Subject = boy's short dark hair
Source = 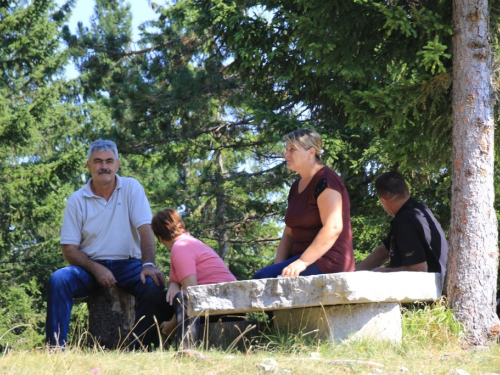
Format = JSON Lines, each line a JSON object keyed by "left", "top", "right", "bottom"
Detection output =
{"left": 375, "top": 171, "right": 409, "bottom": 200}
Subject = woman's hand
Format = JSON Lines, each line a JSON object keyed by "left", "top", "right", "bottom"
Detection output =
{"left": 281, "top": 258, "right": 309, "bottom": 277}
{"left": 166, "top": 282, "right": 181, "bottom": 305}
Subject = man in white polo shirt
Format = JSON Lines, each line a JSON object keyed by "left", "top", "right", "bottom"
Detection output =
{"left": 45, "top": 139, "right": 166, "bottom": 347}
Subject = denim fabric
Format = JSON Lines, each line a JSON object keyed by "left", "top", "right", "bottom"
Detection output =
{"left": 45, "top": 258, "right": 163, "bottom": 347}
{"left": 252, "top": 254, "right": 323, "bottom": 279}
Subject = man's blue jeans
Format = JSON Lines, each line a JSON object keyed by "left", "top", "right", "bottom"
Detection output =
{"left": 45, "top": 258, "right": 163, "bottom": 347}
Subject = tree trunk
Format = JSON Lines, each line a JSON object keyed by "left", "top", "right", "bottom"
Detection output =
{"left": 87, "top": 286, "right": 136, "bottom": 349}
{"left": 448, "top": 0, "right": 500, "bottom": 345}
{"left": 216, "top": 151, "right": 229, "bottom": 259}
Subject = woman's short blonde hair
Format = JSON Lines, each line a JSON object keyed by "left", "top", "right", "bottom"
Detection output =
{"left": 151, "top": 208, "right": 186, "bottom": 241}
{"left": 283, "top": 128, "right": 323, "bottom": 163}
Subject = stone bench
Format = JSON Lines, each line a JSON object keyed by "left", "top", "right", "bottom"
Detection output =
{"left": 84, "top": 288, "right": 256, "bottom": 349}
{"left": 186, "top": 272, "right": 442, "bottom": 343}
{"left": 82, "top": 288, "right": 258, "bottom": 350}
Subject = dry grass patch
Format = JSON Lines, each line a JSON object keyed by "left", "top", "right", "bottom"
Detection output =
{"left": 1, "top": 300, "right": 500, "bottom": 374}
{"left": 1, "top": 344, "right": 500, "bottom": 374}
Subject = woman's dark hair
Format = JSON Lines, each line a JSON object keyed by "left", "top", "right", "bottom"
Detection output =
{"left": 151, "top": 208, "right": 186, "bottom": 241}
{"left": 375, "top": 171, "right": 409, "bottom": 200}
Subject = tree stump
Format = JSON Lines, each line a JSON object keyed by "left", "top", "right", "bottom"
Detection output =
{"left": 87, "top": 286, "right": 135, "bottom": 349}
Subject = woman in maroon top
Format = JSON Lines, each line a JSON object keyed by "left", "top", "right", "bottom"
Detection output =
{"left": 253, "top": 129, "right": 355, "bottom": 279}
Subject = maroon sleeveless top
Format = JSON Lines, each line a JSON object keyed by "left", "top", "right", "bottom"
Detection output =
{"left": 285, "top": 167, "right": 354, "bottom": 273}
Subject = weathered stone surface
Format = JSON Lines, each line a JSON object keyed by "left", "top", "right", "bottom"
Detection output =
{"left": 274, "top": 302, "right": 402, "bottom": 343}
{"left": 88, "top": 286, "right": 135, "bottom": 348}
{"left": 187, "top": 271, "right": 441, "bottom": 316}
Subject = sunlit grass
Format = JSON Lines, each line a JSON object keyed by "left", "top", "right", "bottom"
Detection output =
{"left": 1, "top": 301, "right": 500, "bottom": 375}
{"left": 402, "top": 297, "right": 464, "bottom": 349}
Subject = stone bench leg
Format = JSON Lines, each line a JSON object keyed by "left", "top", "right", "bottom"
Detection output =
{"left": 273, "top": 302, "right": 402, "bottom": 343}
{"left": 87, "top": 286, "right": 135, "bottom": 348}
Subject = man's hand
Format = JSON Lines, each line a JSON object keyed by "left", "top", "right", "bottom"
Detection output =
{"left": 94, "top": 266, "right": 117, "bottom": 288}
{"left": 62, "top": 244, "right": 118, "bottom": 287}
{"left": 281, "top": 258, "right": 309, "bottom": 278}
{"left": 371, "top": 267, "right": 389, "bottom": 272}
{"left": 372, "top": 262, "right": 427, "bottom": 273}
{"left": 166, "top": 282, "right": 181, "bottom": 305}
{"left": 141, "top": 265, "right": 166, "bottom": 287}
{"left": 355, "top": 244, "right": 390, "bottom": 271}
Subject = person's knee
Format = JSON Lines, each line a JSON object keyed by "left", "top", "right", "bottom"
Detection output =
{"left": 253, "top": 267, "right": 276, "bottom": 279}
{"left": 252, "top": 269, "right": 265, "bottom": 279}
{"left": 132, "top": 277, "right": 164, "bottom": 306}
{"left": 173, "top": 291, "right": 186, "bottom": 305}
{"left": 48, "top": 268, "right": 73, "bottom": 291}
{"left": 141, "top": 277, "right": 165, "bottom": 296}
{"left": 47, "top": 266, "right": 96, "bottom": 300}
{"left": 172, "top": 291, "right": 189, "bottom": 313}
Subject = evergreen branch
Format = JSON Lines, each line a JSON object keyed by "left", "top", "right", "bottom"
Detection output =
{"left": 231, "top": 163, "right": 284, "bottom": 178}
{"left": 194, "top": 139, "right": 270, "bottom": 152}
{"left": 123, "top": 119, "right": 258, "bottom": 153}
{"left": 223, "top": 212, "right": 280, "bottom": 225}
{"left": 201, "top": 236, "right": 281, "bottom": 244}
{"left": 0, "top": 260, "right": 25, "bottom": 264}
{"left": 87, "top": 33, "right": 204, "bottom": 58}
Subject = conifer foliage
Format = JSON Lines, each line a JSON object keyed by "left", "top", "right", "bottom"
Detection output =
{"left": 0, "top": 0, "right": 85, "bottom": 348}
{"left": 63, "top": 0, "right": 288, "bottom": 278}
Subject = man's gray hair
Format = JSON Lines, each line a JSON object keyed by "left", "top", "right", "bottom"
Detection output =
{"left": 88, "top": 139, "right": 119, "bottom": 160}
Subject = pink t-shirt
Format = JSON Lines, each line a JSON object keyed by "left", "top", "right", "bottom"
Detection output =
{"left": 169, "top": 233, "right": 237, "bottom": 285}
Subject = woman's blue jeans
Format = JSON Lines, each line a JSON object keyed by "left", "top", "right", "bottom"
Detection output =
{"left": 45, "top": 258, "right": 163, "bottom": 347}
{"left": 252, "top": 254, "right": 323, "bottom": 279}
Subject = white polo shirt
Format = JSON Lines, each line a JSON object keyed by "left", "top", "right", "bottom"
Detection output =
{"left": 60, "top": 175, "right": 152, "bottom": 260}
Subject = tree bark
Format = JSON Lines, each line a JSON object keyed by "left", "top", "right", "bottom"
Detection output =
{"left": 87, "top": 286, "right": 135, "bottom": 349}
{"left": 216, "top": 151, "right": 229, "bottom": 259}
{"left": 448, "top": 0, "right": 500, "bottom": 345}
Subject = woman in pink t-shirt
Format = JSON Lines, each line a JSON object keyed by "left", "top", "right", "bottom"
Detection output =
{"left": 147, "top": 208, "right": 236, "bottom": 348}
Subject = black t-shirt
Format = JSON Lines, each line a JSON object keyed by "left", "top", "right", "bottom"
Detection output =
{"left": 382, "top": 197, "right": 448, "bottom": 274}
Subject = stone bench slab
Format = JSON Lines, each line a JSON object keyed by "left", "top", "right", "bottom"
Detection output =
{"left": 187, "top": 271, "right": 441, "bottom": 316}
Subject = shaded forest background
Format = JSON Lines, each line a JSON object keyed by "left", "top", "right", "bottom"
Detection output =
{"left": 0, "top": 0, "right": 499, "bottom": 348}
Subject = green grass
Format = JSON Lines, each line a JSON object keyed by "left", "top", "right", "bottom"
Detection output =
{"left": 402, "top": 298, "right": 464, "bottom": 349}
{"left": 1, "top": 301, "right": 500, "bottom": 375}
{"left": 2, "top": 341, "right": 499, "bottom": 375}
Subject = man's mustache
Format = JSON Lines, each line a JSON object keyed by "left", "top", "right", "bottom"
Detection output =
{"left": 98, "top": 169, "right": 111, "bottom": 175}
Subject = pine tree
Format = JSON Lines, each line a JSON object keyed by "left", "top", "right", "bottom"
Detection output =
{"left": 0, "top": 0, "right": 87, "bottom": 348}
{"left": 64, "top": 0, "right": 289, "bottom": 279}
{"left": 194, "top": 0, "right": 500, "bottom": 343}
{"left": 193, "top": 0, "right": 456, "bottom": 257}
